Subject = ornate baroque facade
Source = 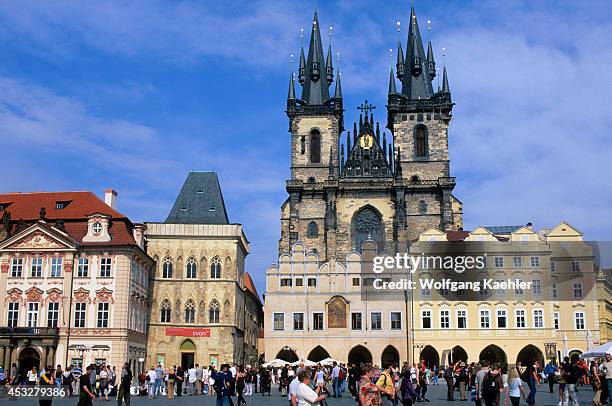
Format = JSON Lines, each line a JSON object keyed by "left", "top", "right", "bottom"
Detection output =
{"left": 145, "top": 172, "right": 262, "bottom": 368}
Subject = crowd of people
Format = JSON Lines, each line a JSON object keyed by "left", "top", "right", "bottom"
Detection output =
{"left": 4, "top": 353, "right": 612, "bottom": 406}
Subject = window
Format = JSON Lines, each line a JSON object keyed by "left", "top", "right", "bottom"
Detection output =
{"left": 74, "top": 303, "right": 86, "bottom": 327}
{"left": 8, "top": 302, "right": 19, "bottom": 327}
{"left": 352, "top": 278, "right": 360, "bottom": 287}
{"left": 574, "top": 312, "right": 585, "bottom": 330}
{"left": 307, "top": 222, "right": 319, "bottom": 238}
{"left": 351, "top": 313, "right": 363, "bottom": 330}
{"left": 440, "top": 309, "right": 450, "bottom": 329}
{"left": 77, "top": 258, "right": 89, "bottom": 277}
{"left": 209, "top": 300, "right": 220, "bottom": 324}
{"left": 532, "top": 279, "right": 542, "bottom": 295}
{"left": 497, "top": 309, "right": 507, "bottom": 328}
{"left": 31, "top": 257, "right": 43, "bottom": 277}
{"left": 390, "top": 312, "right": 402, "bottom": 330}
{"left": 494, "top": 257, "right": 504, "bottom": 268}
{"left": 530, "top": 256, "right": 540, "bottom": 267}
{"left": 50, "top": 258, "right": 62, "bottom": 277}
{"left": 92, "top": 222, "right": 103, "bottom": 235}
{"left": 573, "top": 281, "right": 583, "bottom": 299}
{"left": 480, "top": 309, "right": 490, "bottom": 329}
{"left": 552, "top": 283, "right": 558, "bottom": 298}
{"left": 571, "top": 261, "right": 580, "bottom": 272}
{"left": 293, "top": 313, "right": 304, "bottom": 330}
{"left": 418, "top": 200, "right": 427, "bottom": 214}
{"left": 280, "top": 278, "right": 292, "bottom": 287}
{"left": 370, "top": 312, "right": 382, "bottom": 330}
{"left": 414, "top": 125, "right": 428, "bottom": 158}
{"left": 27, "top": 303, "right": 39, "bottom": 327}
{"left": 512, "top": 256, "right": 522, "bottom": 267}
{"left": 310, "top": 130, "right": 321, "bottom": 163}
{"left": 313, "top": 313, "right": 324, "bottom": 330}
{"left": 210, "top": 257, "right": 221, "bottom": 279}
{"left": 421, "top": 284, "right": 431, "bottom": 297}
{"left": 533, "top": 309, "right": 544, "bottom": 328}
{"left": 553, "top": 312, "right": 560, "bottom": 330}
{"left": 550, "top": 262, "right": 556, "bottom": 272}
{"left": 186, "top": 257, "right": 197, "bottom": 278}
{"left": 100, "top": 258, "right": 112, "bottom": 277}
{"left": 307, "top": 278, "right": 317, "bottom": 287}
{"left": 295, "top": 278, "right": 303, "bottom": 287}
{"left": 184, "top": 300, "right": 195, "bottom": 323}
{"left": 515, "top": 309, "right": 526, "bottom": 328}
{"left": 11, "top": 258, "right": 23, "bottom": 277}
{"left": 456, "top": 309, "right": 467, "bottom": 329}
{"left": 352, "top": 207, "right": 383, "bottom": 253}
{"left": 300, "top": 136, "right": 306, "bottom": 154}
{"left": 160, "top": 300, "right": 171, "bottom": 323}
{"left": 515, "top": 279, "right": 524, "bottom": 295}
{"left": 97, "top": 302, "right": 110, "bottom": 327}
{"left": 47, "top": 302, "right": 59, "bottom": 327}
{"left": 421, "top": 309, "right": 432, "bottom": 329}
{"left": 162, "top": 257, "right": 173, "bottom": 278}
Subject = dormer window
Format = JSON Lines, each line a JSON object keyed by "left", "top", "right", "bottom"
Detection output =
{"left": 55, "top": 201, "right": 70, "bottom": 210}
{"left": 92, "top": 222, "right": 103, "bottom": 235}
{"left": 209, "top": 206, "right": 216, "bottom": 212}
{"left": 83, "top": 214, "right": 111, "bottom": 243}
{"left": 180, "top": 205, "right": 187, "bottom": 211}
{"left": 0, "top": 202, "right": 11, "bottom": 211}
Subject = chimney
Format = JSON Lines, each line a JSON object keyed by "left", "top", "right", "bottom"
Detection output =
{"left": 104, "top": 189, "right": 118, "bottom": 210}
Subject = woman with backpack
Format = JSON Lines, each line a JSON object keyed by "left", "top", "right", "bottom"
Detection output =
{"left": 480, "top": 364, "right": 503, "bottom": 406}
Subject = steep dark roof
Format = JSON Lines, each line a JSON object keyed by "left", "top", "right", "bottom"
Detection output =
{"left": 165, "top": 172, "right": 229, "bottom": 224}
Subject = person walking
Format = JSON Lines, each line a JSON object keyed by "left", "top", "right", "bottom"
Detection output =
{"left": 444, "top": 364, "right": 455, "bottom": 401}
{"left": 196, "top": 364, "right": 204, "bottom": 395}
{"left": 187, "top": 365, "right": 197, "bottom": 395}
{"left": 505, "top": 365, "right": 526, "bottom": 406}
{"left": 99, "top": 364, "right": 109, "bottom": 400}
{"left": 167, "top": 367, "right": 176, "bottom": 399}
{"left": 475, "top": 361, "right": 491, "bottom": 406}
{"left": 212, "top": 364, "right": 232, "bottom": 406}
{"left": 376, "top": 364, "right": 396, "bottom": 406}
{"left": 117, "top": 362, "right": 132, "bottom": 406}
{"left": 400, "top": 370, "right": 418, "bottom": 406}
{"left": 296, "top": 370, "right": 327, "bottom": 406}
{"left": 564, "top": 358, "right": 580, "bottom": 406}
{"left": 236, "top": 365, "right": 247, "bottom": 406}
{"left": 480, "top": 364, "right": 503, "bottom": 406}
{"left": 523, "top": 362, "right": 539, "bottom": 406}
{"left": 592, "top": 360, "right": 603, "bottom": 406}
{"left": 331, "top": 362, "right": 341, "bottom": 398}
{"left": 545, "top": 360, "right": 558, "bottom": 394}
{"left": 176, "top": 366, "right": 184, "bottom": 396}
{"left": 78, "top": 365, "right": 97, "bottom": 406}
{"left": 146, "top": 367, "right": 156, "bottom": 399}
{"left": 359, "top": 365, "right": 382, "bottom": 406}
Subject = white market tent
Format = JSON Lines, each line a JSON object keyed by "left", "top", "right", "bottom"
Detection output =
{"left": 263, "top": 358, "right": 291, "bottom": 367}
{"left": 580, "top": 342, "right": 612, "bottom": 359}
{"left": 291, "top": 359, "right": 318, "bottom": 367}
{"left": 319, "top": 357, "right": 340, "bottom": 366}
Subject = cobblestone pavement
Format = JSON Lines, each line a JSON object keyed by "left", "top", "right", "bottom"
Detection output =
{"left": 5, "top": 383, "right": 599, "bottom": 406}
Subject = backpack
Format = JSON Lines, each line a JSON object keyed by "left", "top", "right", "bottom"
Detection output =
{"left": 481, "top": 373, "right": 499, "bottom": 400}
{"left": 339, "top": 369, "right": 346, "bottom": 380}
{"left": 213, "top": 375, "right": 226, "bottom": 394}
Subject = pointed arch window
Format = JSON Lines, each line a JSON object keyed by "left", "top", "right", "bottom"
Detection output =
{"left": 160, "top": 300, "right": 171, "bottom": 323}
{"left": 307, "top": 221, "right": 319, "bottom": 238}
{"left": 162, "top": 257, "right": 173, "bottom": 278}
{"left": 186, "top": 257, "right": 197, "bottom": 279}
{"left": 414, "top": 125, "right": 428, "bottom": 158}
{"left": 209, "top": 300, "right": 220, "bottom": 324}
{"left": 184, "top": 300, "right": 195, "bottom": 324}
{"left": 310, "top": 130, "right": 321, "bottom": 163}
{"left": 419, "top": 200, "right": 428, "bottom": 214}
{"left": 210, "top": 256, "right": 221, "bottom": 279}
{"left": 351, "top": 207, "right": 384, "bottom": 252}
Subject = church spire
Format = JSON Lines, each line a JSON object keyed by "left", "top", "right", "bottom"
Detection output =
{"left": 334, "top": 72, "right": 342, "bottom": 99}
{"left": 388, "top": 68, "right": 397, "bottom": 94}
{"left": 427, "top": 41, "right": 436, "bottom": 80}
{"left": 401, "top": 6, "right": 434, "bottom": 100}
{"left": 288, "top": 73, "right": 296, "bottom": 100}
{"left": 441, "top": 66, "right": 450, "bottom": 93}
{"left": 300, "top": 12, "right": 331, "bottom": 106}
{"left": 298, "top": 47, "right": 306, "bottom": 85}
{"left": 396, "top": 41, "right": 405, "bottom": 80}
{"left": 326, "top": 45, "right": 334, "bottom": 84}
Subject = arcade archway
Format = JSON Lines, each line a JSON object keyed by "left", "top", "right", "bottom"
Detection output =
{"left": 479, "top": 345, "right": 507, "bottom": 366}
{"left": 420, "top": 345, "right": 440, "bottom": 368}
{"left": 381, "top": 345, "right": 400, "bottom": 368}
{"left": 348, "top": 345, "right": 372, "bottom": 367}
{"left": 516, "top": 345, "right": 544, "bottom": 367}
{"left": 308, "top": 346, "right": 331, "bottom": 363}
{"left": 276, "top": 346, "right": 299, "bottom": 363}
{"left": 450, "top": 346, "right": 468, "bottom": 364}
{"left": 18, "top": 347, "right": 40, "bottom": 376}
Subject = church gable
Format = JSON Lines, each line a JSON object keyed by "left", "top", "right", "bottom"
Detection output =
{"left": 342, "top": 114, "right": 391, "bottom": 179}
{"left": 0, "top": 222, "right": 77, "bottom": 251}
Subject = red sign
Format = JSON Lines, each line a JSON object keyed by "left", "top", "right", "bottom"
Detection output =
{"left": 165, "top": 328, "right": 211, "bottom": 337}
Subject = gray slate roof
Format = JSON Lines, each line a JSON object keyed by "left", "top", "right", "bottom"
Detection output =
{"left": 485, "top": 225, "right": 522, "bottom": 234}
{"left": 165, "top": 172, "right": 229, "bottom": 224}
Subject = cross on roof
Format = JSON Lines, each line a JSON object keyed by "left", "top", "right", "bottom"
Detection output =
{"left": 357, "top": 100, "right": 376, "bottom": 115}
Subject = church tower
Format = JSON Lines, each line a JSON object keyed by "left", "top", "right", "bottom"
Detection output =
{"left": 280, "top": 6, "right": 462, "bottom": 261}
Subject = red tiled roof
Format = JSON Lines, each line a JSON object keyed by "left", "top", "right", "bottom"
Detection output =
{"left": 0, "top": 191, "right": 137, "bottom": 247}
{"left": 0, "top": 191, "right": 126, "bottom": 220}
{"left": 243, "top": 272, "right": 262, "bottom": 305}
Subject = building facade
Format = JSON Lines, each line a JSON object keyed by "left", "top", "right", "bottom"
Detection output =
{"left": 0, "top": 190, "right": 153, "bottom": 376}
{"left": 264, "top": 5, "right": 610, "bottom": 368}
{"left": 265, "top": 223, "right": 601, "bottom": 367}
{"left": 145, "top": 172, "right": 262, "bottom": 369}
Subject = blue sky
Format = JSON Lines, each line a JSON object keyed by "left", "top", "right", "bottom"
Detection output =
{"left": 1, "top": 0, "right": 611, "bottom": 294}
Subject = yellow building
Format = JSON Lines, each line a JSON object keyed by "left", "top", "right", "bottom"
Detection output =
{"left": 145, "top": 172, "right": 262, "bottom": 369}
{"left": 264, "top": 222, "right": 602, "bottom": 367}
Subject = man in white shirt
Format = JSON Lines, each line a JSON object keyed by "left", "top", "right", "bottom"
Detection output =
{"left": 289, "top": 374, "right": 301, "bottom": 406}
{"left": 331, "top": 362, "right": 341, "bottom": 398}
{"left": 296, "top": 370, "right": 327, "bottom": 406}
{"left": 187, "top": 366, "right": 197, "bottom": 395}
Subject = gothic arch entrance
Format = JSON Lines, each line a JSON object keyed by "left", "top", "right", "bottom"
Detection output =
{"left": 308, "top": 346, "right": 331, "bottom": 363}
{"left": 420, "top": 345, "right": 440, "bottom": 368}
{"left": 569, "top": 350, "right": 582, "bottom": 364}
{"left": 276, "top": 347, "right": 299, "bottom": 363}
{"left": 516, "top": 345, "right": 544, "bottom": 367}
{"left": 351, "top": 206, "right": 384, "bottom": 252}
{"left": 180, "top": 339, "right": 196, "bottom": 370}
{"left": 18, "top": 347, "right": 40, "bottom": 377}
{"left": 449, "top": 346, "right": 468, "bottom": 364}
{"left": 479, "top": 345, "right": 507, "bottom": 366}
{"left": 348, "top": 345, "right": 372, "bottom": 367}
{"left": 381, "top": 345, "right": 400, "bottom": 368}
